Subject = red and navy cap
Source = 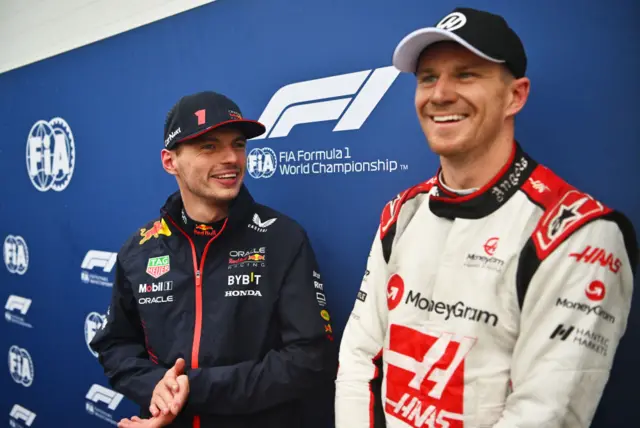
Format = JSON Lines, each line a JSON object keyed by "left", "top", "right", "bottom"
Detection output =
{"left": 163, "top": 91, "right": 266, "bottom": 149}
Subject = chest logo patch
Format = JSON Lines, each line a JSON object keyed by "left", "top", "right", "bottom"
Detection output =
{"left": 146, "top": 256, "right": 170, "bottom": 279}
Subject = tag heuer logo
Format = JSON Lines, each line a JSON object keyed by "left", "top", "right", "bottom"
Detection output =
{"left": 146, "top": 256, "right": 170, "bottom": 278}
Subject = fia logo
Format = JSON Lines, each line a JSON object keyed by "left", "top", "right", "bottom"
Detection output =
{"left": 85, "top": 312, "right": 107, "bottom": 357}
{"left": 247, "top": 147, "right": 277, "bottom": 179}
{"left": 8, "top": 346, "right": 34, "bottom": 387}
{"left": 4, "top": 235, "right": 29, "bottom": 275}
{"left": 26, "top": 117, "right": 75, "bottom": 192}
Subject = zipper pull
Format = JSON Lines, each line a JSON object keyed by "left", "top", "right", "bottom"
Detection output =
{"left": 196, "top": 270, "right": 201, "bottom": 279}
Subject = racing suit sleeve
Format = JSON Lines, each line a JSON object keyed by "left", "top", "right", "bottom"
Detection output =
{"left": 90, "top": 255, "right": 167, "bottom": 408}
{"left": 335, "top": 226, "right": 389, "bottom": 428}
{"left": 184, "top": 233, "right": 337, "bottom": 414}
{"left": 493, "top": 218, "right": 636, "bottom": 427}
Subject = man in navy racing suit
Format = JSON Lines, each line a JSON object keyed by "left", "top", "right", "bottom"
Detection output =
{"left": 90, "top": 91, "right": 337, "bottom": 428}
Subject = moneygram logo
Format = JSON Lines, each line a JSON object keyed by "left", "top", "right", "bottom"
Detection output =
{"left": 248, "top": 66, "right": 408, "bottom": 179}
{"left": 4, "top": 235, "right": 29, "bottom": 275}
{"left": 26, "top": 117, "right": 75, "bottom": 192}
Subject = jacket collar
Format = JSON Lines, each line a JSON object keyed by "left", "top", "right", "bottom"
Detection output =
{"left": 160, "top": 184, "right": 256, "bottom": 234}
{"left": 429, "top": 142, "right": 537, "bottom": 219}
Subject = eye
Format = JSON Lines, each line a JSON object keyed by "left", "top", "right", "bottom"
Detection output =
{"left": 458, "top": 72, "right": 477, "bottom": 79}
{"left": 201, "top": 143, "right": 216, "bottom": 150}
{"left": 419, "top": 74, "right": 438, "bottom": 84}
{"left": 233, "top": 140, "right": 247, "bottom": 149}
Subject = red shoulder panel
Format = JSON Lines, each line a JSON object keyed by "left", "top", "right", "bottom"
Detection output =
{"left": 524, "top": 165, "right": 612, "bottom": 260}
{"left": 380, "top": 177, "right": 436, "bottom": 240}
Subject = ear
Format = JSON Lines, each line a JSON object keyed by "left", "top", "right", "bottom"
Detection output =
{"left": 505, "top": 77, "right": 530, "bottom": 118}
{"left": 161, "top": 149, "right": 179, "bottom": 176}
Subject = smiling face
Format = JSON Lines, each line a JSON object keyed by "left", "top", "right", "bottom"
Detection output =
{"left": 414, "top": 41, "right": 529, "bottom": 159}
{"left": 161, "top": 126, "right": 247, "bottom": 205}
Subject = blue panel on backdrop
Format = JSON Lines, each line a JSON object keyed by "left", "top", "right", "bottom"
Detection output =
{"left": 0, "top": 0, "right": 638, "bottom": 426}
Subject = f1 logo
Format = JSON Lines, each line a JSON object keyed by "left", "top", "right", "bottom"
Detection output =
{"left": 81, "top": 250, "right": 117, "bottom": 272}
{"left": 253, "top": 66, "right": 399, "bottom": 139}
{"left": 5, "top": 295, "right": 32, "bottom": 315}
{"left": 85, "top": 384, "right": 124, "bottom": 410}
{"left": 9, "top": 404, "right": 36, "bottom": 426}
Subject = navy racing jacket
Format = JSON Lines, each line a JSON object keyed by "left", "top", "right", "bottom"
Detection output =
{"left": 90, "top": 185, "right": 337, "bottom": 428}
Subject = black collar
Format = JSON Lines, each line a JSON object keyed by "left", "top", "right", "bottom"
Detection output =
{"left": 429, "top": 142, "right": 537, "bottom": 219}
{"left": 160, "top": 184, "right": 256, "bottom": 235}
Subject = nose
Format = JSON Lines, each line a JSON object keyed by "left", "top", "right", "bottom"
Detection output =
{"left": 430, "top": 74, "right": 457, "bottom": 106}
{"left": 219, "top": 143, "right": 240, "bottom": 164}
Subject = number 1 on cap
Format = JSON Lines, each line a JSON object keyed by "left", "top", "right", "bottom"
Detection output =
{"left": 195, "top": 109, "right": 206, "bottom": 125}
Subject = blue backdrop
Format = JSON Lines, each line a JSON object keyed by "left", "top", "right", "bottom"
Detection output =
{"left": 1, "top": 0, "right": 638, "bottom": 426}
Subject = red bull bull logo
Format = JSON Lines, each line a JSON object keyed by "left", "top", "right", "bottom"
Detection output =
{"left": 194, "top": 224, "right": 216, "bottom": 236}
{"left": 139, "top": 219, "right": 172, "bottom": 245}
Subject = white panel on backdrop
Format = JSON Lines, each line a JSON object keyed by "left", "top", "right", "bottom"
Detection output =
{"left": 0, "top": 0, "right": 217, "bottom": 74}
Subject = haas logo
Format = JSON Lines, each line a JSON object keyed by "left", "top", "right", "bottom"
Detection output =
{"left": 385, "top": 325, "right": 475, "bottom": 428}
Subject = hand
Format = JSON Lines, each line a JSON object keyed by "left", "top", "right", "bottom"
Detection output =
{"left": 120, "top": 374, "right": 190, "bottom": 428}
{"left": 118, "top": 415, "right": 169, "bottom": 428}
{"left": 150, "top": 358, "right": 186, "bottom": 417}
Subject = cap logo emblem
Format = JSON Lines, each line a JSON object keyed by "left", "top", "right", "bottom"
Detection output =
{"left": 195, "top": 109, "right": 206, "bottom": 126}
{"left": 436, "top": 12, "right": 467, "bottom": 31}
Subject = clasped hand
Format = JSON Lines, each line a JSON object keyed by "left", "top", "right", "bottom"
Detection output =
{"left": 118, "top": 358, "right": 189, "bottom": 428}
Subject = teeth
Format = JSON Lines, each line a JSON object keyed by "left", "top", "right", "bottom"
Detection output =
{"left": 214, "top": 173, "right": 237, "bottom": 179}
{"left": 432, "top": 115, "right": 466, "bottom": 122}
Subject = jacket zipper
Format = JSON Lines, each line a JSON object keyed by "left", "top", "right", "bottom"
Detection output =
{"left": 165, "top": 215, "right": 228, "bottom": 428}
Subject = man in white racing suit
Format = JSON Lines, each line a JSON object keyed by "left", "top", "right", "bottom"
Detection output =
{"left": 335, "top": 6, "right": 638, "bottom": 428}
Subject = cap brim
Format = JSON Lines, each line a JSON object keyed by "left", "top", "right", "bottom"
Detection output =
{"left": 392, "top": 27, "right": 505, "bottom": 73}
{"left": 177, "top": 119, "right": 267, "bottom": 144}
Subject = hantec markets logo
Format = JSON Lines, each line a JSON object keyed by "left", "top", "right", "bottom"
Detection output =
{"left": 5, "top": 295, "right": 33, "bottom": 328}
{"left": 26, "top": 117, "right": 75, "bottom": 192}
{"left": 4, "top": 235, "right": 29, "bottom": 275}
{"left": 85, "top": 384, "right": 124, "bottom": 425}
{"left": 9, "top": 404, "right": 36, "bottom": 428}
{"left": 85, "top": 312, "right": 107, "bottom": 357}
{"left": 81, "top": 250, "right": 117, "bottom": 287}
{"left": 247, "top": 66, "right": 408, "bottom": 179}
{"left": 8, "top": 346, "right": 34, "bottom": 387}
